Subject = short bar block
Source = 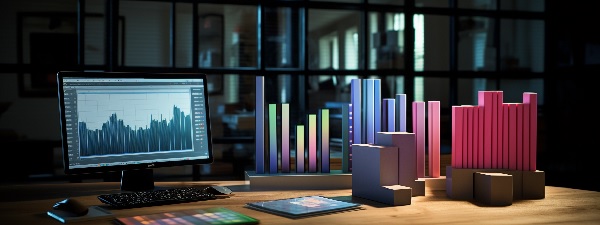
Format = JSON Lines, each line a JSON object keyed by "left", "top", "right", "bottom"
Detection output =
{"left": 296, "top": 125, "right": 305, "bottom": 173}
{"left": 396, "top": 94, "right": 407, "bottom": 132}
{"left": 268, "top": 104, "right": 278, "bottom": 173}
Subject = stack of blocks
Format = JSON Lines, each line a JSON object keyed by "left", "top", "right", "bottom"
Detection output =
{"left": 446, "top": 91, "right": 545, "bottom": 206}
{"left": 352, "top": 132, "right": 425, "bottom": 206}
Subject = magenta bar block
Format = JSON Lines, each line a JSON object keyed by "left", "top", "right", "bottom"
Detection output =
{"left": 383, "top": 99, "right": 395, "bottom": 132}
{"left": 491, "top": 92, "right": 500, "bottom": 169}
{"left": 396, "top": 94, "right": 407, "bottom": 132}
{"left": 268, "top": 104, "right": 278, "bottom": 174}
{"left": 319, "top": 109, "right": 330, "bottom": 173}
{"left": 502, "top": 104, "right": 509, "bottom": 169}
{"left": 413, "top": 101, "right": 425, "bottom": 177}
{"left": 351, "top": 79, "right": 362, "bottom": 144}
{"left": 473, "top": 106, "right": 480, "bottom": 169}
{"left": 308, "top": 114, "right": 317, "bottom": 173}
{"left": 516, "top": 103, "right": 523, "bottom": 171}
{"left": 281, "top": 103, "right": 290, "bottom": 173}
{"left": 428, "top": 101, "right": 440, "bottom": 177}
{"left": 523, "top": 93, "right": 537, "bottom": 171}
{"left": 496, "top": 91, "right": 504, "bottom": 169}
{"left": 465, "top": 106, "right": 474, "bottom": 169}
{"left": 255, "top": 76, "right": 265, "bottom": 174}
{"left": 478, "top": 91, "right": 493, "bottom": 169}
{"left": 523, "top": 96, "right": 530, "bottom": 171}
{"left": 462, "top": 106, "right": 469, "bottom": 168}
{"left": 509, "top": 104, "right": 517, "bottom": 170}
{"left": 452, "top": 106, "right": 464, "bottom": 168}
{"left": 366, "top": 79, "right": 376, "bottom": 144}
{"left": 296, "top": 125, "right": 305, "bottom": 173}
{"left": 478, "top": 106, "right": 484, "bottom": 169}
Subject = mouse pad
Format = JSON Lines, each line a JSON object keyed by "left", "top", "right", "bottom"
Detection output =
{"left": 47, "top": 206, "right": 115, "bottom": 223}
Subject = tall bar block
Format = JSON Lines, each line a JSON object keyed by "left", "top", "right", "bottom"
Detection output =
{"left": 281, "top": 103, "right": 290, "bottom": 173}
{"left": 496, "top": 91, "right": 504, "bottom": 169}
{"left": 479, "top": 91, "right": 493, "bottom": 169}
{"left": 413, "top": 101, "right": 425, "bottom": 177}
{"left": 307, "top": 114, "right": 317, "bottom": 173}
{"left": 374, "top": 79, "right": 382, "bottom": 143}
{"left": 365, "top": 79, "right": 376, "bottom": 144}
{"left": 351, "top": 79, "right": 362, "bottom": 144}
{"left": 428, "top": 101, "right": 440, "bottom": 177}
{"left": 523, "top": 93, "right": 537, "bottom": 171}
{"left": 255, "top": 76, "right": 265, "bottom": 174}
{"left": 452, "top": 106, "right": 464, "bottom": 168}
{"left": 342, "top": 104, "right": 350, "bottom": 173}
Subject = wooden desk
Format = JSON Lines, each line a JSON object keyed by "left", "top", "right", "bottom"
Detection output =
{"left": 1, "top": 180, "right": 599, "bottom": 224}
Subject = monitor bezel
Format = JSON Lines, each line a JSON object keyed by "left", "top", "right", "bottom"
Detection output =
{"left": 57, "top": 71, "right": 214, "bottom": 175}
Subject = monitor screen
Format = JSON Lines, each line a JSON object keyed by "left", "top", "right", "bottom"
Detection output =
{"left": 57, "top": 72, "right": 213, "bottom": 182}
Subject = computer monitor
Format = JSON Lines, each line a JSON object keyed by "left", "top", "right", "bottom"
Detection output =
{"left": 57, "top": 71, "right": 213, "bottom": 191}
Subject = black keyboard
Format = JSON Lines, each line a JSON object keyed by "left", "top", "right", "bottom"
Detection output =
{"left": 97, "top": 187, "right": 216, "bottom": 208}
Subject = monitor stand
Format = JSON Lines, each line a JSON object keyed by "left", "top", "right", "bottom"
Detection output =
{"left": 120, "top": 169, "right": 155, "bottom": 191}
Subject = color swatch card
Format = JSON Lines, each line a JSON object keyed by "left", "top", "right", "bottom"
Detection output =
{"left": 115, "top": 207, "right": 259, "bottom": 225}
{"left": 246, "top": 195, "right": 361, "bottom": 218}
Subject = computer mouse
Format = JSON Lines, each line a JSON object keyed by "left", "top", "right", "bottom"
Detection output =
{"left": 204, "top": 185, "right": 233, "bottom": 195}
{"left": 53, "top": 198, "right": 89, "bottom": 217}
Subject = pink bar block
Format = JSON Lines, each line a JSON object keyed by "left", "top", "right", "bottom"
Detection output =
{"left": 496, "top": 91, "right": 504, "bottom": 169}
{"left": 462, "top": 106, "right": 469, "bottom": 168}
{"left": 502, "top": 104, "right": 509, "bottom": 169}
{"left": 516, "top": 103, "right": 523, "bottom": 171}
{"left": 452, "top": 106, "right": 464, "bottom": 168}
{"left": 478, "top": 91, "right": 493, "bottom": 169}
{"left": 509, "top": 104, "right": 517, "bottom": 170}
{"left": 478, "top": 106, "right": 484, "bottom": 169}
{"left": 523, "top": 93, "right": 537, "bottom": 171}
{"left": 308, "top": 114, "right": 317, "bottom": 172}
{"left": 428, "top": 101, "right": 440, "bottom": 178}
{"left": 413, "top": 101, "right": 426, "bottom": 177}
{"left": 465, "top": 106, "right": 473, "bottom": 169}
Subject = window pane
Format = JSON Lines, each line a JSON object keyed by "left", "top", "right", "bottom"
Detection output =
{"left": 501, "top": 0, "right": 544, "bottom": 12}
{"left": 121, "top": 1, "right": 171, "bottom": 67}
{"left": 370, "top": 0, "right": 404, "bottom": 5}
{"left": 84, "top": 0, "right": 105, "bottom": 66}
{"left": 419, "top": 14, "right": 450, "bottom": 71}
{"left": 308, "top": 9, "right": 361, "bottom": 70}
{"left": 369, "top": 12, "right": 404, "bottom": 70}
{"left": 458, "top": 16, "right": 496, "bottom": 71}
{"left": 198, "top": 4, "right": 257, "bottom": 68}
{"left": 416, "top": 0, "right": 448, "bottom": 7}
{"left": 311, "top": 0, "right": 361, "bottom": 3}
{"left": 500, "top": 19, "right": 544, "bottom": 72}
{"left": 175, "top": 3, "right": 192, "bottom": 68}
{"left": 264, "top": 7, "right": 301, "bottom": 68}
{"left": 458, "top": 0, "right": 497, "bottom": 10}
{"left": 499, "top": 79, "right": 544, "bottom": 104}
